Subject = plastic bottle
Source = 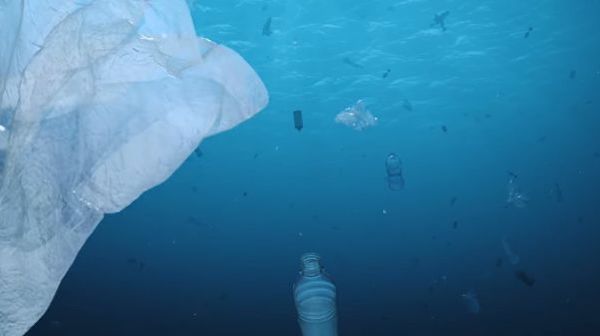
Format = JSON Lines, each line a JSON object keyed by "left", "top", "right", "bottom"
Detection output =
{"left": 293, "top": 253, "right": 338, "bottom": 336}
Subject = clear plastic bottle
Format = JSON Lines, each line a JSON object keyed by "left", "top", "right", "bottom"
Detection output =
{"left": 293, "top": 253, "right": 338, "bottom": 336}
{"left": 385, "top": 153, "right": 405, "bottom": 190}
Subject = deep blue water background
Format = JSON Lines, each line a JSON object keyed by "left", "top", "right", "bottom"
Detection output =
{"left": 29, "top": 0, "right": 600, "bottom": 335}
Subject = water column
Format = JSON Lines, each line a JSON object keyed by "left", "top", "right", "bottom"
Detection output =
{"left": 293, "top": 253, "right": 338, "bottom": 336}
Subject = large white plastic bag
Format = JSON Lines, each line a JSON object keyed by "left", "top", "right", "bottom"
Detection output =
{"left": 0, "top": 1, "right": 268, "bottom": 335}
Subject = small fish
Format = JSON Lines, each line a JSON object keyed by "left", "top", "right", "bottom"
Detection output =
{"left": 569, "top": 70, "right": 577, "bottom": 79}
{"left": 515, "top": 270, "right": 536, "bottom": 287}
{"left": 524, "top": 27, "right": 533, "bottom": 39}
{"left": 262, "top": 17, "right": 273, "bottom": 36}
{"left": 382, "top": 69, "right": 391, "bottom": 78}
{"left": 343, "top": 57, "right": 364, "bottom": 69}
{"left": 441, "top": 125, "right": 448, "bottom": 133}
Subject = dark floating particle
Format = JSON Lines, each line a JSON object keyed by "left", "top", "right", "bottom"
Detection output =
{"left": 515, "top": 270, "right": 536, "bottom": 287}
{"left": 402, "top": 98, "right": 413, "bottom": 111}
{"left": 450, "top": 196, "right": 458, "bottom": 206}
{"left": 431, "top": 11, "right": 450, "bottom": 31}
{"left": 126, "top": 258, "right": 145, "bottom": 271}
{"left": 293, "top": 110, "right": 303, "bottom": 131}
{"left": 452, "top": 220, "right": 458, "bottom": 229}
{"left": 524, "top": 27, "right": 533, "bottom": 39}
{"left": 382, "top": 69, "right": 391, "bottom": 78}
{"left": 218, "top": 292, "right": 229, "bottom": 301}
{"left": 242, "top": 191, "right": 248, "bottom": 197}
{"left": 441, "top": 125, "right": 448, "bottom": 133}
{"left": 343, "top": 57, "right": 364, "bottom": 69}
{"left": 554, "top": 183, "right": 563, "bottom": 203}
{"left": 569, "top": 70, "right": 577, "bottom": 79}
{"left": 262, "top": 17, "right": 273, "bottom": 36}
{"left": 194, "top": 147, "right": 203, "bottom": 158}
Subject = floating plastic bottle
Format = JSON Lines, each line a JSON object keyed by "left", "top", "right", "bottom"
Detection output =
{"left": 293, "top": 253, "right": 338, "bottom": 336}
{"left": 385, "top": 153, "right": 405, "bottom": 190}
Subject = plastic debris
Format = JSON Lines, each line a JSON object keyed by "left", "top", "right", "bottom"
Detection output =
{"left": 502, "top": 237, "right": 521, "bottom": 265}
{"left": 506, "top": 176, "right": 529, "bottom": 208}
{"left": 335, "top": 100, "right": 377, "bottom": 131}
{"left": 0, "top": 1, "right": 267, "bottom": 335}
{"left": 402, "top": 98, "right": 413, "bottom": 111}
{"left": 515, "top": 270, "right": 536, "bottom": 287}
{"left": 293, "top": 110, "right": 304, "bottom": 131}
{"left": 461, "top": 289, "right": 480, "bottom": 314}
{"left": 262, "top": 17, "right": 273, "bottom": 36}
{"left": 385, "top": 153, "right": 405, "bottom": 190}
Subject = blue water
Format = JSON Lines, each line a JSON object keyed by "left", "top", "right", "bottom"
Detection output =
{"left": 28, "top": 0, "right": 600, "bottom": 335}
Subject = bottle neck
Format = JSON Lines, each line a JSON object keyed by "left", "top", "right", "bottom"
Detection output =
{"left": 300, "top": 252, "right": 322, "bottom": 277}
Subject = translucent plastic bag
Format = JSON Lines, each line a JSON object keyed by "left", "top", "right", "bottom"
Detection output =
{"left": 0, "top": 1, "right": 267, "bottom": 335}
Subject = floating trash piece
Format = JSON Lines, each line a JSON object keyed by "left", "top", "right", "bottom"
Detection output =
{"left": 382, "top": 69, "right": 391, "bottom": 78}
{"left": 402, "top": 98, "right": 413, "bottom": 111}
{"left": 385, "top": 153, "right": 405, "bottom": 190}
{"left": 430, "top": 11, "right": 450, "bottom": 31}
{"left": 524, "top": 27, "right": 533, "bottom": 38}
{"left": 441, "top": 125, "right": 448, "bottom": 133}
{"left": 0, "top": 124, "right": 5, "bottom": 132}
{"left": 507, "top": 176, "right": 529, "bottom": 208}
{"left": 335, "top": 100, "right": 377, "bottom": 131}
{"left": 515, "top": 270, "right": 536, "bottom": 287}
{"left": 569, "top": 70, "right": 577, "bottom": 79}
{"left": 502, "top": 237, "right": 520, "bottom": 265}
{"left": 343, "top": 57, "right": 363, "bottom": 69}
{"left": 194, "top": 147, "right": 203, "bottom": 158}
{"left": 461, "top": 289, "right": 480, "bottom": 314}
{"left": 262, "top": 17, "right": 273, "bottom": 36}
{"left": 293, "top": 110, "right": 304, "bottom": 131}
{"left": 554, "top": 182, "right": 564, "bottom": 203}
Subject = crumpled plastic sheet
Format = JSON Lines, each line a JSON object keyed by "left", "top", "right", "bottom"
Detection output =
{"left": 0, "top": 1, "right": 268, "bottom": 335}
{"left": 334, "top": 100, "right": 377, "bottom": 131}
